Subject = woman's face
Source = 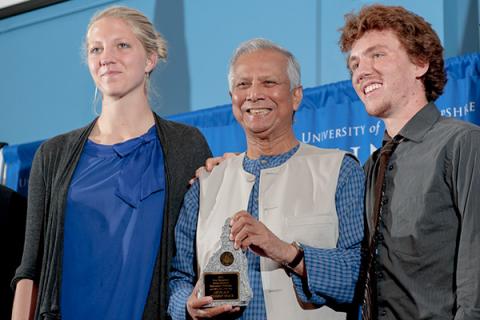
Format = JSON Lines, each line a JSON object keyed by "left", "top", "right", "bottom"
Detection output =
{"left": 86, "top": 17, "right": 156, "bottom": 100}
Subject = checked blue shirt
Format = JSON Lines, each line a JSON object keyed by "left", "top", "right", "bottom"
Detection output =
{"left": 168, "top": 145, "right": 365, "bottom": 319}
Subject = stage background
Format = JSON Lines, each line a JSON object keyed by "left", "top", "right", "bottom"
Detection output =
{"left": 1, "top": 52, "right": 479, "bottom": 197}
{"left": 1, "top": 0, "right": 479, "bottom": 145}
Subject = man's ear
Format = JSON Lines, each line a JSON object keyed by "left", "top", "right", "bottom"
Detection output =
{"left": 292, "top": 86, "right": 303, "bottom": 111}
{"left": 415, "top": 60, "right": 429, "bottom": 79}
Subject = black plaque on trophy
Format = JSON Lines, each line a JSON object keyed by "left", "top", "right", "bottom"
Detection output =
{"left": 204, "top": 273, "right": 239, "bottom": 300}
{"left": 199, "top": 218, "right": 252, "bottom": 307}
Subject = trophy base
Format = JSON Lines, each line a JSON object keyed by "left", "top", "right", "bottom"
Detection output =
{"left": 203, "top": 300, "right": 249, "bottom": 308}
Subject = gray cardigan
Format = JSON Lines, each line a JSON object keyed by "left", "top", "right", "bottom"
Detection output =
{"left": 12, "top": 114, "right": 212, "bottom": 320}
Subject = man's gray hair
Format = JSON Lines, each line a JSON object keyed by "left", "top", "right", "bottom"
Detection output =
{"left": 228, "top": 38, "right": 301, "bottom": 92}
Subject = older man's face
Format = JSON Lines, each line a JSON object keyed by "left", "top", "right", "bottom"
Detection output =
{"left": 230, "top": 49, "right": 302, "bottom": 140}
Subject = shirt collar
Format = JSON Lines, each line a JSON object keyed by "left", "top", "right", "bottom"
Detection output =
{"left": 243, "top": 143, "right": 300, "bottom": 175}
{"left": 382, "top": 102, "right": 441, "bottom": 144}
{"left": 113, "top": 125, "right": 157, "bottom": 158}
{"left": 399, "top": 102, "right": 441, "bottom": 142}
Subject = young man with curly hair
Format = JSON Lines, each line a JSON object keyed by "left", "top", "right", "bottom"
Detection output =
{"left": 339, "top": 5, "right": 480, "bottom": 320}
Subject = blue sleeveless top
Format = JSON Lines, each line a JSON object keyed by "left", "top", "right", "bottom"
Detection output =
{"left": 61, "top": 126, "right": 165, "bottom": 320}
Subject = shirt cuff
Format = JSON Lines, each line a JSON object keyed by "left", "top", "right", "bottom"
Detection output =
{"left": 168, "top": 285, "right": 192, "bottom": 320}
{"left": 290, "top": 245, "right": 327, "bottom": 305}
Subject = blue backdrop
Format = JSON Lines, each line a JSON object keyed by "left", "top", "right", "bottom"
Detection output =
{"left": 2, "top": 52, "right": 479, "bottom": 197}
{"left": 169, "top": 52, "right": 480, "bottom": 162}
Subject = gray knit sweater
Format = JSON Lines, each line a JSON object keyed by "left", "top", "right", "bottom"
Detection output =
{"left": 12, "top": 114, "right": 212, "bottom": 320}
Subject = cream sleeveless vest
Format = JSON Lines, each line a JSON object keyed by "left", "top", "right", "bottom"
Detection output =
{"left": 197, "top": 143, "right": 347, "bottom": 319}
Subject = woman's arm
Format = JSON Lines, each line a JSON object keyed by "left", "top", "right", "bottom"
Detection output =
{"left": 11, "top": 145, "right": 48, "bottom": 320}
{"left": 12, "top": 279, "right": 38, "bottom": 320}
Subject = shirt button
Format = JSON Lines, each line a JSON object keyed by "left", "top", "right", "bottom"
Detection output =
{"left": 260, "top": 159, "right": 267, "bottom": 164}
{"left": 380, "top": 310, "right": 387, "bottom": 316}
{"left": 382, "top": 198, "right": 388, "bottom": 205}
{"left": 388, "top": 164, "right": 394, "bottom": 170}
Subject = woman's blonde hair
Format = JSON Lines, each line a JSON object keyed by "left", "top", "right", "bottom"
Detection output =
{"left": 86, "top": 6, "right": 167, "bottom": 69}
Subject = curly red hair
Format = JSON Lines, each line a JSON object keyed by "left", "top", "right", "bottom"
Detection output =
{"left": 339, "top": 4, "right": 446, "bottom": 102}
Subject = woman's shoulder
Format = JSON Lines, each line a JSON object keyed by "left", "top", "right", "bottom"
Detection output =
{"left": 154, "top": 115, "right": 200, "bottom": 134}
{"left": 154, "top": 114, "right": 212, "bottom": 157}
{"left": 38, "top": 121, "right": 95, "bottom": 156}
{"left": 154, "top": 115, "right": 207, "bottom": 145}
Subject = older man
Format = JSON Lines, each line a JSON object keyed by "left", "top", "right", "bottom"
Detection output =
{"left": 339, "top": 5, "right": 480, "bottom": 320}
{"left": 168, "top": 38, "right": 365, "bottom": 320}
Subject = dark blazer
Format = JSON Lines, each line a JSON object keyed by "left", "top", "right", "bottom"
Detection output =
{"left": 12, "top": 114, "right": 212, "bottom": 320}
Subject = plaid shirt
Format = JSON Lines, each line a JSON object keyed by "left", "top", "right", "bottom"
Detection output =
{"left": 168, "top": 145, "right": 365, "bottom": 319}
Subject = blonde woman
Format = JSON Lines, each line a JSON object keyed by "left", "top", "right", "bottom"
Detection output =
{"left": 12, "top": 6, "right": 211, "bottom": 320}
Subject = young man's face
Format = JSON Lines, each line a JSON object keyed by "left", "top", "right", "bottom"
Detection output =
{"left": 348, "top": 29, "right": 428, "bottom": 119}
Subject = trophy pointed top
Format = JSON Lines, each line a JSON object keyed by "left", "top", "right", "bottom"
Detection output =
{"left": 220, "top": 218, "right": 232, "bottom": 243}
